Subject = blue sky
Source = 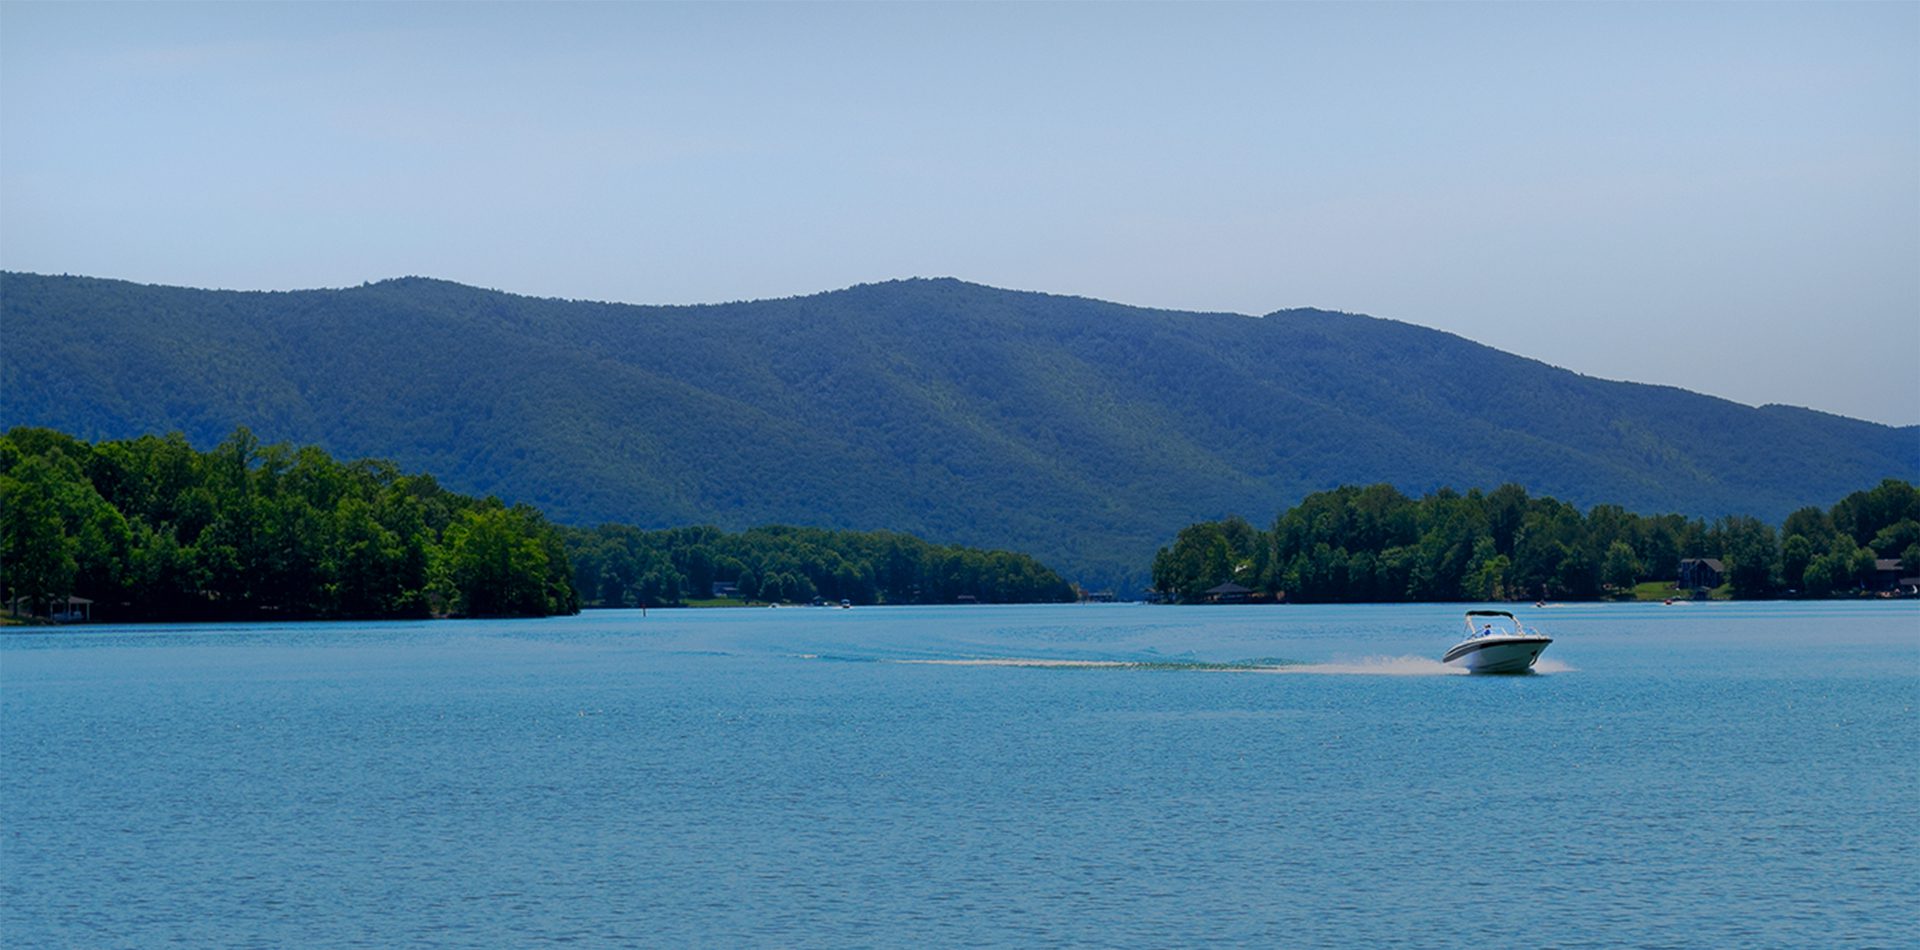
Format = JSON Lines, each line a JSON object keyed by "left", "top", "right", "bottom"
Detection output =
{"left": 4, "top": 2, "right": 1915, "bottom": 424}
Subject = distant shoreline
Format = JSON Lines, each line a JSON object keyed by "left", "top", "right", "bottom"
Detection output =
{"left": 10, "top": 596, "right": 1918, "bottom": 635}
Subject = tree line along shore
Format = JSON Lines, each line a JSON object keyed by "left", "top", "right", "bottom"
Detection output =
{"left": 0, "top": 427, "right": 1072, "bottom": 624}
{"left": 5, "top": 426, "right": 1913, "bottom": 623}
{"left": 1150, "top": 480, "right": 1919, "bottom": 604}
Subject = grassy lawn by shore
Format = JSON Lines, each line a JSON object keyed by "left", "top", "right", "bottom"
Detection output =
{"left": 1630, "top": 581, "right": 1679, "bottom": 601}
{"left": 1629, "top": 581, "right": 1733, "bottom": 601}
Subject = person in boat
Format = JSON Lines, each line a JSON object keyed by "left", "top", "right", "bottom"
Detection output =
{"left": 1480, "top": 623, "right": 1494, "bottom": 638}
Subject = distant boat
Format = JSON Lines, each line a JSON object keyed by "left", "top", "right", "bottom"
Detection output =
{"left": 1443, "top": 609, "right": 1553, "bottom": 674}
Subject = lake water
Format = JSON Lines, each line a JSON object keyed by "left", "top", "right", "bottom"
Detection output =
{"left": 4, "top": 602, "right": 1915, "bottom": 947}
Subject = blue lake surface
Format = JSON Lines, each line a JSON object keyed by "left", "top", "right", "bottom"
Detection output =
{"left": 4, "top": 602, "right": 1916, "bottom": 947}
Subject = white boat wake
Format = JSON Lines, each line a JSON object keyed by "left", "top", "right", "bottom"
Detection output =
{"left": 889, "top": 655, "right": 1574, "bottom": 675}
{"left": 899, "top": 658, "right": 1137, "bottom": 668}
{"left": 1259, "top": 655, "right": 1466, "bottom": 675}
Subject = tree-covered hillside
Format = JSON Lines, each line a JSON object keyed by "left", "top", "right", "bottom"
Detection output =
{"left": 5, "top": 272, "right": 1915, "bottom": 593}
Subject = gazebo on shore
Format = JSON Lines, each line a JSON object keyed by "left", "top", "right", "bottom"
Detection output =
{"left": 1203, "top": 582, "right": 1252, "bottom": 604}
{"left": 5, "top": 594, "right": 94, "bottom": 622}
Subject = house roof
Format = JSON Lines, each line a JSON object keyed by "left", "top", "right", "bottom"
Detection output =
{"left": 1680, "top": 558, "right": 1725, "bottom": 571}
{"left": 1874, "top": 559, "right": 1903, "bottom": 572}
{"left": 1205, "top": 582, "right": 1252, "bottom": 595}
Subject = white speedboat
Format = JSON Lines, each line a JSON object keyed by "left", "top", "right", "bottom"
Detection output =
{"left": 1443, "top": 609, "right": 1552, "bottom": 674}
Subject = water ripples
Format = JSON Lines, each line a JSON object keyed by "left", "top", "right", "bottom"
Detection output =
{"left": 3, "top": 603, "right": 1914, "bottom": 946}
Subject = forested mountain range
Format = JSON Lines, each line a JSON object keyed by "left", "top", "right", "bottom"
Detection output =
{"left": 5, "top": 272, "right": 1915, "bottom": 592}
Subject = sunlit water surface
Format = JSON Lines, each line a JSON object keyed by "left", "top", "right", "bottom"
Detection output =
{"left": 4, "top": 602, "right": 1915, "bottom": 947}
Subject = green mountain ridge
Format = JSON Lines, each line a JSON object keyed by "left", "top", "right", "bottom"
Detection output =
{"left": 5, "top": 271, "right": 1915, "bottom": 592}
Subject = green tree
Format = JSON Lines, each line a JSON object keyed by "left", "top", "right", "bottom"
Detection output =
{"left": 1869, "top": 519, "right": 1920, "bottom": 559}
{"left": 1601, "top": 540, "right": 1640, "bottom": 592}
{"left": 1780, "top": 534, "right": 1815, "bottom": 591}
{"left": 1833, "top": 479, "right": 1920, "bottom": 547}
{"left": 1716, "top": 516, "right": 1779, "bottom": 597}
{"left": 1781, "top": 507, "right": 1838, "bottom": 549}
{"left": 439, "top": 505, "right": 562, "bottom": 616}
{"left": 1844, "top": 544, "right": 1878, "bottom": 591}
{"left": 1, "top": 456, "right": 77, "bottom": 613}
{"left": 1802, "top": 553, "right": 1841, "bottom": 596}
{"left": 334, "top": 495, "right": 404, "bottom": 616}
{"left": 1462, "top": 537, "right": 1511, "bottom": 601}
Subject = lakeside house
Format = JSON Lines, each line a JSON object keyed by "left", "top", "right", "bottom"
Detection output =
{"left": 1872, "top": 559, "right": 1918, "bottom": 594}
{"left": 1678, "top": 558, "right": 1725, "bottom": 590}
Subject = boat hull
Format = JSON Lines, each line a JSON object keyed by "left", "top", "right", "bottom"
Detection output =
{"left": 1442, "top": 635, "right": 1551, "bottom": 674}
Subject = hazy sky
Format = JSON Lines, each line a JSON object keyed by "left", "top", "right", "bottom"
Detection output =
{"left": 4, "top": 2, "right": 1916, "bottom": 424}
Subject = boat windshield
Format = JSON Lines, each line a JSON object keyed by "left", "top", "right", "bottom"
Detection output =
{"left": 1463, "top": 611, "right": 1523, "bottom": 638}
